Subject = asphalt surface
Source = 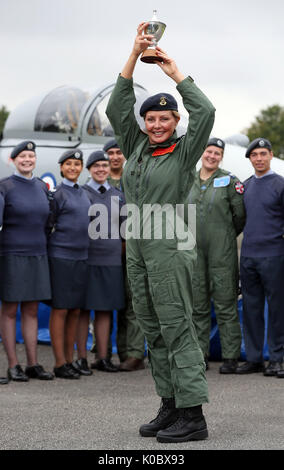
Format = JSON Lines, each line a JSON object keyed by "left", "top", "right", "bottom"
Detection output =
{"left": 0, "top": 343, "right": 283, "bottom": 451}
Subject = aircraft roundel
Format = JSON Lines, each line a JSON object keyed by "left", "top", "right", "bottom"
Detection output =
{"left": 41, "top": 172, "right": 57, "bottom": 191}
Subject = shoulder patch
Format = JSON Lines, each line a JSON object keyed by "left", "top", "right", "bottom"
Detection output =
{"left": 235, "top": 181, "right": 245, "bottom": 194}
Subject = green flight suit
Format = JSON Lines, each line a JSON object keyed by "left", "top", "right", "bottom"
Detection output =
{"left": 106, "top": 75, "right": 215, "bottom": 407}
{"left": 189, "top": 168, "right": 245, "bottom": 359}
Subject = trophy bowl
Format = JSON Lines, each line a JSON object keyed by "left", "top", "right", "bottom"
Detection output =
{"left": 140, "top": 11, "right": 166, "bottom": 64}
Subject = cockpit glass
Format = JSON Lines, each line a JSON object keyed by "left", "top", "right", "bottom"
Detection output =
{"left": 34, "top": 86, "right": 89, "bottom": 133}
{"left": 87, "top": 92, "right": 113, "bottom": 137}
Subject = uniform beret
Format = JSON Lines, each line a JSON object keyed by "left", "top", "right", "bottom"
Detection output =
{"left": 245, "top": 138, "right": 272, "bottom": 158}
{"left": 10, "top": 140, "right": 36, "bottom": 159}
{"left": 86, "top": 150, "right": 109, "bottom": 169}
{"left": 206, "top": 137, "right": 225, "bottom": 150}
{"left": 58, "top": 149, "right": 83, "bottom": 164}
{"left": 103, "top": 139, "right": 119, "bottom": 153}
{"left": 140, "top": 93, "right": 178, "bottom": 117}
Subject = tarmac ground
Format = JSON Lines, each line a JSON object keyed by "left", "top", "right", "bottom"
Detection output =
{"left": 0, "top": 343, "right": 283, "bottom": 453}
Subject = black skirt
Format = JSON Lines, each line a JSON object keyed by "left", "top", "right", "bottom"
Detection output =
{"left": 0, "top": 254, "right": 51, "bottom": 302}
{"left": 49, "top": 257, "right": 88, "bottom": 309}
{"left": 85, "top": 265, "right": 125, "bottom": 311}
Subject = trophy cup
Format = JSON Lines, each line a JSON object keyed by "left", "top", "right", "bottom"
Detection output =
{"left": 140, "top": 10, "right": 166, "bottom": 64}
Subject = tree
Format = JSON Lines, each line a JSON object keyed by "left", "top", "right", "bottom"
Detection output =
{"left": 0, "top": 105, "right": 10, "bottom": 136}
{"left": 244, "top": 105, "right": 284, "bottom": 160}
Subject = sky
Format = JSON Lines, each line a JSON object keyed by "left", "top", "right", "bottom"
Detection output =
{"left": 0, "top": 0, "right": 283, "bottom": 138}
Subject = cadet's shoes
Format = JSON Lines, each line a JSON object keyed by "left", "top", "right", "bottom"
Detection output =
{"left": 119, "top": 357, "right": 145, "bottom": 372}
{"left": 139, "top": 397, "right": 179, "bottom": 437}
{"left": 235, "top": 361, "right": 264, "bottom": 374}
{"left": 0, "top": 377, "right": 9, "bottom": 384}
{"left": 156, "top": 406, "right": 208, "bottom": 443}
{"left": 54, "top": 363, "right": 80, "bottom": 379}
{"left": 263, "top": 361, "right": 283, "bottom": 377}
{"left": 25, "top": 364, "right": 54, "bottom": 380}
{"left": 219, "top": 359, "right": 238, "bottom": 374}
{"left": 7, "top": 364, "right": 29, "bottom": 382}
{"left": 96, "top": 359, "right": 119, "bottom": 372}
{"left": 71, "top": 359, "right": 93, "bottom": 376}
{"left": 277, "top": 369, "right": 284, "bottom": 378}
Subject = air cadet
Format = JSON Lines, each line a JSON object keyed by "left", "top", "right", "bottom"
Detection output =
{"left": 48, "top": 149, "right": 91, "bottom": 379}
{"left": 236, "top": 138, "right": 284, "bottom": 378}
{"left": 106, "top": 23, "right": 215, "bottom": 443}
{"left": 189, "top": 138, "right": 245, "bottom": 373}
{"left": 0, "top": 140, "right": 53, "bottom": 381}
{"left": 103, "top": 138, "right": 146, "bottom": 372}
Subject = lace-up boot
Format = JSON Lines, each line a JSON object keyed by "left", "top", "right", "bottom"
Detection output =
{"left": 156, "top": 405, "right": 208, "bottom": 443}
{"left": 139, "top": 398, "right": 179, "bottom": 437}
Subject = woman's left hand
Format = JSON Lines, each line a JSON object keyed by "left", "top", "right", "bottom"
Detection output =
{"left": 155, "top": 47, "right": 185, "bottom": 83}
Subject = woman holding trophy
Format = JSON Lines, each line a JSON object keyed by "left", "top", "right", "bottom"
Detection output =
{"left": 106, "top": 21, "right": 215, "bottom": 443}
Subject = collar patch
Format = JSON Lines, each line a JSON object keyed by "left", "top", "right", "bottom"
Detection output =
{"left": 152, "top": 143, "right": 177, "bottom": 157}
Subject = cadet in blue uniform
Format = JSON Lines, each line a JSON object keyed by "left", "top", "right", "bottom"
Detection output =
{"left": 76, "top": 150, "right": 125, "bottom": 372}
{"left": 189, "top": 138, "right": 245, "bottom": 373}
{"left": 236, "top": 138, "right": 284, "bottom": 378}
{"left": 48, "top": 149, "right": 91, "bottom": 379}
{"left": 0, "top": 141, "right": 53, "bottom": 381}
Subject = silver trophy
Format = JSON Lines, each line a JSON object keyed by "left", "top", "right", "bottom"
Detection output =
{"left": 140, "top": 10, "right": 166, "bottom": 63}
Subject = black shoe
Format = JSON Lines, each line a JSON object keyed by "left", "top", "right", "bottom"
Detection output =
{"left": 263, "top": 361, "right": 283, "bottom": 377}
{"left": 277, "top": 369, "right": 284, "bottom": 378}
{"left": 156, "top": 406, "right": 208, "bottom": 443}
{"left": 7, "top": 364, "right": 29, "bottom": 382}
{"left": 0, "top": 377, "right": 9, "bottom": 384}
{"left": 54, "top": 363, "right": 80, "bottom": 379}
{"left": 139, "top": 398, "right": 179, "bottom": 437}
{"left": 219, "top": 359, "right": 238, "bottom": 374}
{"left": 96, "top": 359, "right": 119, "bottom": 372}
{"left": 25, "top": 364, "right": 54, "bottom": 380}
{"left": 71, "top": 359, "right": 93, "bottom": 376}
{"left": 235, "top": 361, "right": 264, "bottom": 374}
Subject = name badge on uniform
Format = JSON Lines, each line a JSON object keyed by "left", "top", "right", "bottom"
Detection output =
{"left": 213, "top": 176, "right": 230, "bottom": 188}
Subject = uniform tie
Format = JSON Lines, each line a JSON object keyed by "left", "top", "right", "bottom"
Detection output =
{"left": 74, "top": 183, "right": 79, "bottom": 189}
{"left": 99, "top": 185, "right": 106, "bottom": 194}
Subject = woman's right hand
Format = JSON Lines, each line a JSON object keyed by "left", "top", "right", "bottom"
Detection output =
{"left": 132, "top": 22, "right": 154, "bottom": 57}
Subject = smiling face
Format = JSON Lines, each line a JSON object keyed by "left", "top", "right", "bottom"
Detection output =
{"left": 249, "top": 148, "right": 273, "bottom": 176}
{"left": 201, "top": 145, "right": 224, "bottom": 173}
{"left": 89, "top": 160, "right": 110, "bottom": 184}
{"left": 144, "top": 110, "right": 180, "bottom": 145}
{"left": 106, "top": 148, "right": 126, "bottom": 171}
{"left": 60, "top": 158, "right": 83, "bottom": 182}
{"left": 12, "top": 150, "right": 36, "bottom": 178}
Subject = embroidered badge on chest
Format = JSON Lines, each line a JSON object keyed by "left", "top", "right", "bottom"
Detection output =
{"left": 213, "top": 175, "right": 230, "bottom": 188}
{"left": 152, "top": 143, "right": 177, "bottom": 157}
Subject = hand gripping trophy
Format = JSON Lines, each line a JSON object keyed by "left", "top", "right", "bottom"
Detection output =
{"left": 140, "top": 10, "right": 166, "bottom": 63}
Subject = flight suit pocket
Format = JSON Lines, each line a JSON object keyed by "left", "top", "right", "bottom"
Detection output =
{"left": 148, "top": 274, "right": 181, "bottom": 306}
{"left": 174, "top": 348, "right": 204, "bottom": 368}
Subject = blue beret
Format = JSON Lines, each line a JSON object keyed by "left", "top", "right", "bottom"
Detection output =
{"left": 103, "top": 139, "right": 119, "bottom": 153}
{"left": 140, "top": 93, "right": 178, "bottom": 117}
{"left": 207, "top": 137, "right": 225, "bottom": 150}
{"left": 10, "top": 140, "right": 36, "bottom": 159}
{"left": 58, "top": 149, "right": 83, "bottom": 164}
{"left": 245, "top": 138, "right": 272, "bottom": 158}
{"left": 86, "top": 150, "right": 109, "bottom": 169}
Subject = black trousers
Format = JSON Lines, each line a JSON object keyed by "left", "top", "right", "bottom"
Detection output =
{"left": 240, "top": 255, "right": 284, "bottom": 363}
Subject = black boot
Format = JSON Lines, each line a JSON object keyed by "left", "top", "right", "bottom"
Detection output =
{"left": 219, "top": 359, "right": 238, "bottom": 374}
{"left": 156, "top": 405, "right": 208, "bottom": 443}
{"left": 139, "top": 398, "right": 179, "bottom": 437}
